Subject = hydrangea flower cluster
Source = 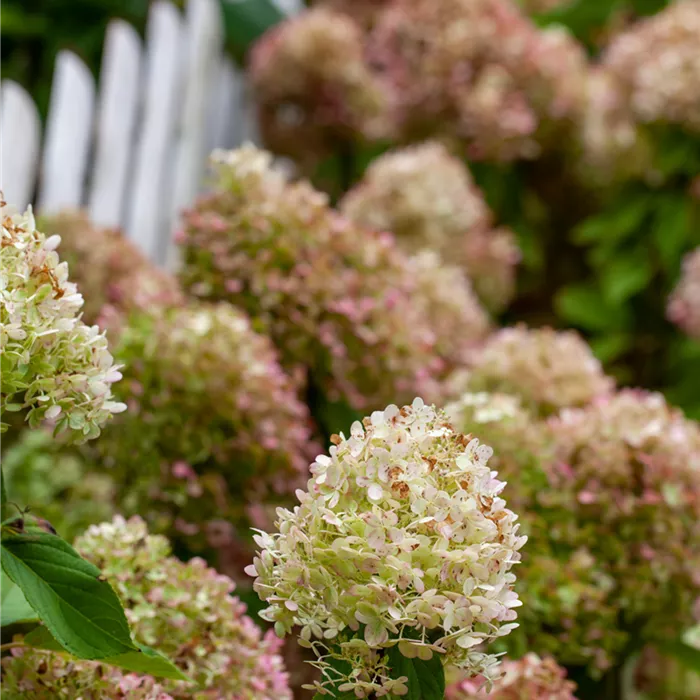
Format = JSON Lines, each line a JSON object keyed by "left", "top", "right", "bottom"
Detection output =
{"left": 249, "top": 7, "right": 389, "bottom": 164}
{"left": 1, "top": 516, "right": 292, "bottom": 699}
{"left": 603, "top": 0, "right": 700, "bottom": 132}
{"left": 179, "top": 146, "right": 489, "bottom": 411}
{"left": 446, "top": 653, "right": 578, "bottom": 699}
{"left": 246, "top": 398, "right": 527, "bottom": 698}
{"left": 575, "top": 67, "right": 651, "bottom": 185}
{"left": 95, "top": 302, "right": 317, "bottom": 544}
{"left": 445, "top": 392, "right": 548, "bottom": 511}
{"left": 42, "top": 211, "right": 184, "bottom": 328}
{"left": 668, "top": 246, "right": 700, "bottom": 339}
{"left": 1, "top": 203, "right": 125, "bottom": 440}
{"left": 340, "top": 142, "right": 520, "bottom": 312}
{"left": 542, "top": 389, "right": 700, "bottom": 646}
{"left": 466, "top": 326, "right": 614, "bottom": 415}
{"left": 252, "top": 0, "right": 589, "bottom": 163}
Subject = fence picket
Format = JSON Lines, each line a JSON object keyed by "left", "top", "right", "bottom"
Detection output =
{"left": 5, "top": 0, "right": 297, "bottom": 262}
{"left": 124, "top": 1, "right": 184, "bottom": 261}
{"left": 37, "top": 51, "right": 95, "bottom": 215}
{"left": 165, "top": 0, "right": 224, "bottom": 269}
{"left": 88, "top": 20, "right": 143, "bottom": 229}
{"left": 0, "top": 81, "right": 41, "bottom": 211}
{"left": 205, "top": 56, "right": 238, "bottom": 172}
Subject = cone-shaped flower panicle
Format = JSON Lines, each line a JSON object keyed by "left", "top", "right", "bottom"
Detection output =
{"left": 247, "top": 398, "right": 526, "bottom": 697}
{"left": 1, "top": 202, "right": 125, "bottom": 440}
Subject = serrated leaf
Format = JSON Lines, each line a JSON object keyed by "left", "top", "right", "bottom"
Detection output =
{"left": 387, "top": 646, "right": 446, "bottom": 700}
{"left": 24, "top": 625, "right": 192, "bottom": 682}
{"left": 1, "top": 533, "right": 136, "bottom": 659}
{"left": 1, "top": 570, "right": 39, "bottom": 626}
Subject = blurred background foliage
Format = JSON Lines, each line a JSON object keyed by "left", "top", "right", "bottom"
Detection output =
{"left": 1, "top": 0, "right": 152, "bottom": 117}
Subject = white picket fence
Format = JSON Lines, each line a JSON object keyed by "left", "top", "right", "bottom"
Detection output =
{"left": 0, "top": 0, "right": 300, "bottom": 268}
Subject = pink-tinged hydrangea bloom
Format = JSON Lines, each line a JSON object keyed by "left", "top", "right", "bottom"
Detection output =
{"left": 446, "top": 653, "right": 578, "bottom": 699}
{"left": 668, "top": 246, "right": 700, "bottom": 339}
{"left": 445, "top": 392, "right": 548, "bottom": 511}
{"left": 447, "top": 387, "right": 700, "bottom": 672}
{"left": 42, "top": 211, "right": 184, "bottom": 328}
{"left": 249, "top": 8, "right": 389, "bottom": 164}
{"left": 246, "top": 399, "right": 526, "bottom": 698}
{"left": 575, "top": 67, "right": 651, "bottom": 185}
{"left": 466, "top": 325, "right": 614, "bottom": 416}
{"left": 179, "top": 146, "right": 489, "bottom": 411}
{"left": 2, "top": 516, "right": 292, "bottom": 699}
{"left": 340, "top": 142, "right": 520, "bottom": 312}
{"left": 96, "top": 303, "right": 318, "bottom": 543}
{"left": 603, "top": 0, "right": 700, "bottom": 132}
{"left": 1, "top": 203, "right": 126, "bottom": 440}
{"left": 365, "top": 0, "right": 588, "bottom": 162}
{"left": 540, "top": 390, "right": 700, "bottom": 662}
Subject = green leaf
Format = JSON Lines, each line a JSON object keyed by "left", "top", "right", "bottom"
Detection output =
{"left": 555, "top": 284, "right": 630, "bottom": 332}
{"left": 1, "top": 532, "right": 137, "bottom": 659}
{"left": 387, "top": 646, "right": 446, "bottom": 700}
{"left": 573, "top": 196, "right": 650, "bottom": 248}
{"left": 600, "top": 251, "right": 653, "bottom": 305}
{"left": 1, "top": 570, "right": 39, "bottom": 626}
{"left": 24, "top": 625, "right": 192, "bottom": 682}
{"left": 653, "top": 196, "right": 693, "bottom": 274}
{"left": 656, "top": 639, "right": 700, "bottom": 674}
{"left": 1, "top": 463, "right": 7, "bottom": 519}
{"left": 220, "top": 0, "right": 285, "bottom": 60}
{"left": 589, "top": 333, "right": 631, "bottom": 364}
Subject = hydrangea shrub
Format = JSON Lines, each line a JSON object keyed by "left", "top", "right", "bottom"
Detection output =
{"left": 91, "top": 302, "right": 318, "bottom": 550}
{"left": 1, "top": 203, "right": 125, "bottom": 440}
{"left": 250, "top": 7, "right": 389, "bottom": 164}
{"left": 602, "top": 0, "right": 700, "bottom": 133}
{"left": 179, "top": 146, "right": 489, "bottom": 413}
{"left": 246, "top": 398, "right": 527, "bottom": 697}
{"left": 340, "top": 142, "right": 520, "bottom": 312}
{"left": 2, "top": 516, "right": 292, "bottom": 699}
{"left": 465, "top": 326, "right": 614, "bottom": 416}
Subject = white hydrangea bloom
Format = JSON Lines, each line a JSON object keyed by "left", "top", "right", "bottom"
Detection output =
{"left": 1, "top": 202, "right": 126, "bottom": 440}
{"left": 247, "top": 398, "right": 526, "bottom": 697}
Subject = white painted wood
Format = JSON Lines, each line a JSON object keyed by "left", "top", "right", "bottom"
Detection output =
{"left": 205, "top": 56, "right": 238, "bottom": 167}
{"left": 0, "top": 81, "right": 41, "bottom": 211}
{"left": 272, "top": 0, "right": 303, "bottom": 15}
{"left": 125, "top": 1, "right": 184, "bottom": 261}
{"left": 37, "top": 51, "right": 95, "bottom": 214}
{"left": 88, "top": 20, "right": 143, "bottom": 229}
{"left": 165, "top": 0, "right": 224, "bottom": 269}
